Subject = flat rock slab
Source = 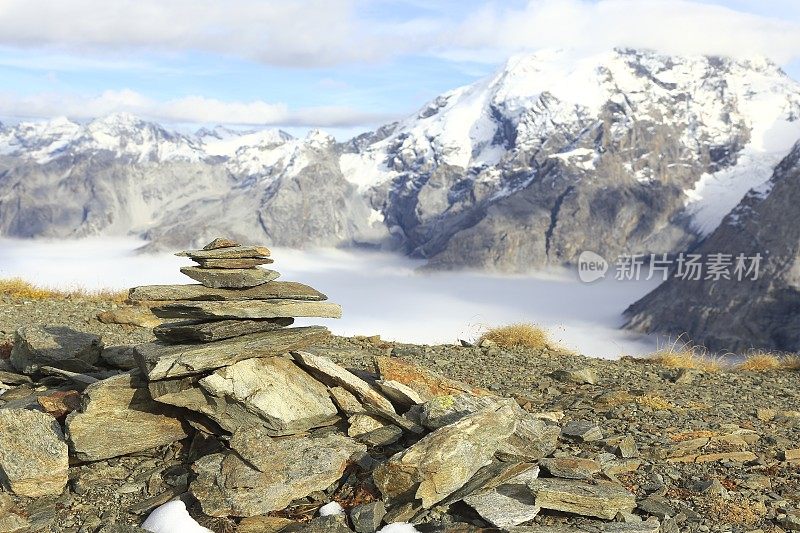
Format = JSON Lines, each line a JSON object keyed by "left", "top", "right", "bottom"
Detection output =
{"left": 10, "top": 325, "right": 103, "bottom": 374}
{"left": 180, "top": 266, "right": 279, "bottom": 289}
{"left": 496, "top": 410, "right": 560, "bottom": 462}
{"left": 540, "top": 457, "right": 601, "bottom": 479}
{"left": 203, "top": 237, "right": 240, "bottom": 250}
{"left": 419, "top": 393, "right": 515, "bottom": 430}
{"left": 373, "top": 404, "right": 517, "bottom": 508}
{"left": 129, "top": 281, "right": 326, "bottom": 302}
{"left": 463, "top": 466, "right": 541, "bottom": 528}
{"left": 136, "top": 326, "right": 328, "bottom": 380}
{"left": 375, "top": 356, "right": 491, "bottom": 400}
{"left": 153, "top": 318, "right": 293, "bottom": 343}
{"left": 197, "top": 356, "right": 339, "bottom": 435}
{"left": 65, "top": 373, "right": 189, "bottom": 461}
{"left": 293, "top": 351, "right": 395, "bottom": 413}
{"left": 191, "top": 430, "right": 366, "bottom": 517}
{"left": 0, "top": 409, "right": 68, "bottom": 497}
{"left": 526, "top": 479, "right": 636, "bottom": 520}
{"left": 152, "top": 300, "right": 342, "bottom": 320}
{"left": 195, "top": 257, "right": 274, "bottom": 269}
{"left": 177, "top": 245, "right": 271, "bottom": 259}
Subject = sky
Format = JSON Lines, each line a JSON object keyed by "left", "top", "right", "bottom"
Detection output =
{"left": 0, "top": 0, "right": 798, "bottom": 138}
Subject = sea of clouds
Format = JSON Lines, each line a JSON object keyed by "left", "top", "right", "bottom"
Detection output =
{"left": 0, "top": 237, "right": 662, "bottom": 358}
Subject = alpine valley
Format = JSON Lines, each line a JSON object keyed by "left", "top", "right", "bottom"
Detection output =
{"left": 2, "top": 48, "right": 800, "bottom": 351}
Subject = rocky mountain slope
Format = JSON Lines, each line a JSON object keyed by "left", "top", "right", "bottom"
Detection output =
{"left": 1, "top": 49, "right": 799, "bottom": 269}
{"left": 625, "top": 141, "right": 800, "bottom": 353}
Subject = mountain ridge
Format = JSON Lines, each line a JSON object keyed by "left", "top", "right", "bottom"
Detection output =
{"left": 1, "top": 48, "right": 799, "bottom": 270}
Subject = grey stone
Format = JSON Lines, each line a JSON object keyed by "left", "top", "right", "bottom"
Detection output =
{"left": 152, "top": 299, "right": 342, "bottom": 320}
{"left": 66, "top": 373, "right": 189, "bottom": 461}
{"left": 10, "top": 325, "right": 102, "bottom": 374}
{"left": 198, "top": 356, "right": 339, "bottom": 435}
{"left": 97, "top": 526, "right": 150, "bottom": 533}
{"left": 176, "top": 245, "right": 271, "bottom": 259}
{"left": 282, "top": 515, "right": 352, "bottom": 533}
{"left": 135, "top": 326, "right": 328, "bottom": 380}
{"left": 526, "top": 479, "right": 636, "bottom": 520}
{"left": 350, "top": 501, "right": 386, "bottom": 533}
{"left": 561, "top": 420, "right": 603, "bottom": 442}
{"left": 540, "top": 457, "right": 601, "bottom": 479}
{"left": 293, "top": 351, "right": 395, "bottom": 413}
{"left": 195, "top": 257, "right": 273, "bottom": 269}
{"left": 100, "top": 345, "right": 138, "bottom": 370}
{"left": 637, "top": 495, "right": 676, "bottom": 519}
{"left": 419, "top": 393, "right": 514, "bottom": 430}
{"left": 551, "top": 367, "right": 598, "bottom": 385}
{"left": 202, "top": 237, "right": 239, "bottom": 249}
{"left": 463, "top": 466, "right": 541, "bottom": 528}
{"left": 375, "top": 379, "right": 425, "bottom": 407}
{"left": 356, "top": 425, "right": 404, "bottom": 447}
{"left": 496, "top": 409, "right": 561, "bottom": 462}
{"left": 153, "top": 317, "right": 293, "bottom": 343}
{"left": 601, "top": 521, "right": 661, "bottom": 533}
{"left": 329, "top": 386, "right": 363, "bottom": 416}
{"left": 128, "top": 281, "right": 327, "bottom": 302}
{"left": 616, "top": 436, "right": 639, "bottom": 458}
{"left": 179, "top": 266, "right": 279, "bottom": 288}
{"left": 0, "top": 409, "right": 68, "bottom": 497}
{"left": 373, "top": 404, "right": 517, "bottom": 508}
{"left": 191, "top": 430, "right": 366, "bottom": 517}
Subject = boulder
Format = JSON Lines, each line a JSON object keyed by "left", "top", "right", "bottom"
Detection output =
{"left": 0, "top": 409, "right": 68, "bottom": 497}
{"left": 419, "top": 393, "right": 514, "bottom": 430}
{"left": 373, "top": 404, "right": 517, "bottom": 508}
{"left": 152, "top": 299, "right": 342, "bottom": 320}
{"left": 10, "top": 325, "right": 102, "bottom": 374}
{"left": 496, "top": 410, "right": 560, "bottom": 462}
{"left": 197, "top": 356, "right": 339, "bottom": 435}
{"left": 191, "top": 430, "right": 366, "bottom": 517}
{"left": 463, "top": 465, "right": 541, "bottom": 528}
{"left": 66, "top": 373, "right": 189, "bottom": 461}
{"left": 135, "top": 326, "right": 328, "bottom": 380}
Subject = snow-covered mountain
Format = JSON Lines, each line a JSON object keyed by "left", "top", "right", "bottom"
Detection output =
{"left": 1, "top": 48, "right": 799, "bottom": 269}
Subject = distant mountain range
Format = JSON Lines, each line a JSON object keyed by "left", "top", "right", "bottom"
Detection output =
{"left": 2, "top": 47, "right": 800, "bottom": 351}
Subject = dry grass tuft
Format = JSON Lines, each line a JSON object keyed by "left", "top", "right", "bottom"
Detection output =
{"left": 478, "top": 323, "right": 552, "bottom": 350}
{"left": 636, "top": 394, "right": 673, "bottom": 411}
{"left": 780, "top": 354, "right": 800, "bottom": 370}
{"left": 646, "top": 339, "right": 724, "bottom": 372}
{"left": 0, "top": 278, "right": 127, "bottom": 303}
{"left": 736, "top": 352, "right": 782, "bottom": 372}
{"left": 700, "top": 495, "right": 767, "bottom": 525}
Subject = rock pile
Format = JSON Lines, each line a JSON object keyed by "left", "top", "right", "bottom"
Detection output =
{"left": 0, "top": 238, "right": 676, "bottom": 532}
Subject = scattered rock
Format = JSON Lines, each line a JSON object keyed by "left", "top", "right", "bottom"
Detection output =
{"left": 375, "top": 356, "right": 491, "bottom": 400}
{"left": 10, "top": 325, "right": 102, "bottom": 374}
{"left": 495, "top": 409, "right": 560, "bottom": 462}
{"left": 551, "top": 367, "right": 598, "bottom": 385}
{"left": 463, "top": 465, "right": 541, "bottom": 528}
{"left": 373, "top": 404, "right": 517, "bottom": 508}
{"left": 419, "top": 393, "right": 513, "bottom": 430}
{"left": 526, "top": 479, "right": 636, "bottom": 520}
{"left": 0, "top": 409, "right": 68, "bottom": 497}
{"left": 37, "top": 390, "right": 81, "bottom": 419}
{"left": 540, "top": 457, "right": 601, "bottom": 479}
{"left": 348, "top": 413, "right": 387, "bottom": 437}
{"left": 97, "top": 306, "right": 162, "bottom": 328}
{"left": 350, "top": 501, "right": 387, "bottom": 533}
{"left": 561, "top": 420, "right": 604, "bottom": 442}
{"left": 100, "top": 345, "right": 139, "bottom": 370}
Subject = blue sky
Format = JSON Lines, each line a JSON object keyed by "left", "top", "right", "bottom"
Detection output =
{"left": 0, "top": 0, "right": 798, "bottom": 138}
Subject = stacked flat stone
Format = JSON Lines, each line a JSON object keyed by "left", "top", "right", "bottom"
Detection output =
{"left": 128, "top": 238, "right": 343, "bottom": 435}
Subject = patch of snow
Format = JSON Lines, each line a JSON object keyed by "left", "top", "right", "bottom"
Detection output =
{"left": 318, "top": 501, "right": 345, "bottom": 516}
{"left": 141, "top": 500, "right": 212, "bottom": 533}
{"left": 368, "top": 208, "right": 385, "bottom": 225}
{"left": 378, "top": 524, "right": 421, "bottom": 533}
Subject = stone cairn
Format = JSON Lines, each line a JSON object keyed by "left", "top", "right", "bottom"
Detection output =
{"left": 0, "top": 238, "right": 657, "bottom": 532}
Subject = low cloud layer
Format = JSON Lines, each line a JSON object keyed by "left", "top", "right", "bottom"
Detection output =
{"left": 0, "top": 89, "right": 397, "bottom": 127}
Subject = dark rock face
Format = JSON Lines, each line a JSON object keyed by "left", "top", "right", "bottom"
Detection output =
{"left": 625, "top": 142, "right": 800, "bottom": 352}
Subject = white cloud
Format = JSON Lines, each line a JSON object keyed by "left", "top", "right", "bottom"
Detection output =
{"left": 437, "top": 0, "right": 800, "bottom": 65}
{"left": 0, "top": 89, "right": 396, "bottom": 127}
{"left": 0, "top": 0, "right": 796, "bottom": 67}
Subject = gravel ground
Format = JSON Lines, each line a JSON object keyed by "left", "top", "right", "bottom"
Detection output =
{"left": 1, "top": 298, "right": 799, "bottom": 532}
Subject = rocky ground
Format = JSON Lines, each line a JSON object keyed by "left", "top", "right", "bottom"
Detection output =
{"left": 1, "top": 296, "right": 799, "bottom": 533}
